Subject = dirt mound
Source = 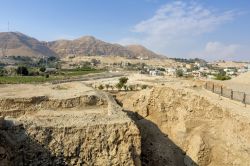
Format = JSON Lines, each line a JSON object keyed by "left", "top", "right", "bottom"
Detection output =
{"left": 228, "top": 71, "right": 250, "bottom": 85}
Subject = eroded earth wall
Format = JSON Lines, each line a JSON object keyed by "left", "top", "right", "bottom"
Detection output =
{"left": 0, "top": 88, "right": 141, "bottom": 166}
{"left": 117, "top": 86, "right": 250, "bottom": 166}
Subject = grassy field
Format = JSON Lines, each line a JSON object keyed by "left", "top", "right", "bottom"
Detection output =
{"left": 0, "top": 69, "right": 105, "bottom": 84}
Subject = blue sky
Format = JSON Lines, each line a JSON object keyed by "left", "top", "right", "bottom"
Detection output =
{"left": 0, "top": 0, "right": 250, "bottom": 61}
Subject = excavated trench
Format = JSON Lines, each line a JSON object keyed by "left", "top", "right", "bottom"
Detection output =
{"left": 114, "top": 86, "right": 250, "bottom": 166}
{"left": 1, "top": 82, "right": 250, "bottom": 166}
{"left": 0, "top": 83, "right": 141, "bottom": 166}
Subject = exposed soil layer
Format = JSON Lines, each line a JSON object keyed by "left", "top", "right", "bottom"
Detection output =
{"left": 115, "top": 86, "right": 250, "bottom": 166}
{"left": 0, "top": 82, "right": 141, "bottom": 166}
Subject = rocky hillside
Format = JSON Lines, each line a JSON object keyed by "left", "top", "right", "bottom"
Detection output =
{"left": 48, "top": 36, "right": 163, "bottom": 59}
{"left": 0, "top": 32, "right": 163, "bottom": 59}
{"left": 126, "top": 45, "right": 163, "bottom": 59}
{"left": 0, "top": 32, "right": 57, "bottom": 58}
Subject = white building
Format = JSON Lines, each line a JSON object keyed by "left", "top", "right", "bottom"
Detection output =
{"left": 149, "top": 70, "right": 163, "bottom": 76}
{"left": 192, "top": 71, "right": 202, "bottom": 78}
{"left": 199, "top": 67, "right": 210, "bottom": 73}
{"left": 238, "top": 68, "right": 248, "bottom": 73}
{"left": 165, "top": 68, "right": 176, "bottom": 76}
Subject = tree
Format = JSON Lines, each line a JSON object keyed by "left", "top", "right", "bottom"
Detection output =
{"left": 119, "top": 77, "right": 128, "bottom": 85}
{"left": 215, "top": 69, "right": 231, "bottom": 80}
{"left": 0, "top": 68, "right": 7, "bottom": 76}
{"left": 116, "top": 83, "right": 123, "bottom": 91}
{"left": 110, "top": 85, "right": 114, "bottom": 91}
{"left": 40, "top": 66, "right": 46, "bottom": 72}
{"left": 176, "top": 69, "right": 183, "bottom": 77}
{"left": 123, "top": 85, "right": 128, "bottom": 91}
{"left": 16, "top": 66, "right": 29, "bottom": 76}
{"left": 141, "top": 85, "right": 148, "bottom": 90}
{"left": 98, "top": 84, "right": 104, "bottom": 90}
{"left": 105, "top": 84, "right": 110, "bottom": 91}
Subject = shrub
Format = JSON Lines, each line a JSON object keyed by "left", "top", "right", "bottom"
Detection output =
{"left": 110, "top": 85, "right": 114, "bottom": 91}
{"left": 40, "top": 67, "right": 46, "bottom": 72}
{"left": 176, "top": 69, "right": 183, "bottom": 77}
{"left": 105, "top": 84, "right": 110, "bottom": 90}
{"left": 45, "top": 74, "right": 50, "bottom": 78}
{"left": 98, "top": 84, "right": 104, "bottom": 90}
{"left": 215, "top": 75, "right": 231, "bottom": 80}
{"left": 29, "top": 71, "right": 40, "bottom": 76}
{"left": 128, "top": 85, "right": 135, "bottom": 91}
{"left": 116, "top": 83, "right": 123, "bottom": 91}
{"left": 16, "top": 66, "right": 29, "bottom": 76}
{"left": 141, "top": 85, "right": 148, "bottom": 89}
{"left": 119, "top": 77, "right": 128, "bottom": 85}
{"left": 0, "top": 68, "right": 6, "bottom": 76}
{"left": 215, "top": 69, "right": 231, "bottom": 80}
{"left": 123, "top": 85, "right": 128, "bottom": 91}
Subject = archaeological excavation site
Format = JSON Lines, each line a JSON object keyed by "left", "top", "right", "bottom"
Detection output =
{"left": 0, "top": 77, "right": 250, "bottom": 166}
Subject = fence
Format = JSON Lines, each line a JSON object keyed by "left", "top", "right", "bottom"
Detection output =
{"left": 205, "top": 82, "right": 250, "bottom": 105}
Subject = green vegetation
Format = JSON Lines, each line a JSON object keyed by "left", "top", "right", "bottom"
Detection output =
{"left": 215, "top": 75, "right": 231, "bottom": 80}
{"left": 176, "top": 69, "right": 184, "bottom": 77}
{"left": 0, "top": 67, "right": 105, "bottom": 84}
{"left": 105, "top": 84, "right": 110, "bottom": 90}
{"left": 141, "top": 84, "right": 148, "bottom": 89}
{"left": 214, "top": 69, "right": 231, "bottom": 81}
{"left": 171, "top": 58, "right": 207, "bottom": 64}
{"left": 60, "top": 68, "right": 103, "bottom": 77}
{"left": 39, "top": 66, "right": 46, "bottom": 72}
{"left": 119, "top": 77, "right": 128, "bottom": 85}
{"left": 115, "top": 83, "right": 123, "bottom": 91}
{"left": 115, "top": 77, "right": 129, "bottom": 91}
{"left": 98, "top": 84, "right": 104, "bottom": 90}
{"left": 16, "top": 66, "right": 29, "bottom": 76}
{"left": 0, "top": 76, "right": 57, "bottom": 84}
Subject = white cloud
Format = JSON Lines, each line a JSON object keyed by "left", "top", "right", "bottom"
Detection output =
{"left": 119, "top": 1, "right": 242, "bottom": 60}
{"left": 190, "top": 42, "right": 250, "bottom": 61}
{"left": 133, "top": 1, "right": 236, "bottom": 37}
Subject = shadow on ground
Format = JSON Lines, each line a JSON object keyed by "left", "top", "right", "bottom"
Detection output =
{"left": 124, "top": 110, "right": 198, "bottom": 166}
{"left": 0, "top": 120, "right": 67, "bottom": 166}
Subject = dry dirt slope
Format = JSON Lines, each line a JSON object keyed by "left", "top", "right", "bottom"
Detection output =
{"left": 116, "top": 86, "right": 250, "bottom": 166}
{"left": 0, "top": 32, "right": 57, "bottom": 58}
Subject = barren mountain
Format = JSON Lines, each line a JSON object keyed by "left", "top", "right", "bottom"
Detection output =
{"left": 49, "top": 36, "right": 163, "bottom": 59}
{"left": 126, "top": 45, "right": 163, "bottom": 59}
{"left": 0, "top": 32, "right": 57, "bottom": 58}
{"left": 0, "top": 32, "right": 164, "bottom": 60}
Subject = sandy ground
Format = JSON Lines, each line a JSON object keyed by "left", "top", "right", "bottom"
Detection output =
{"left": 215, "top": 61, "right": 247, "bottom": 68}
{"left": 84, "top": 73, "right": 250, "bottom": 112}
{"left": 212, "top": 71, "right": 250, "bottom": 94}
{"left": 0, "top": 82, "right": 93, "bottom": 99}
{"left": 62, "top": 56, "right": 181, "bottom": 68}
